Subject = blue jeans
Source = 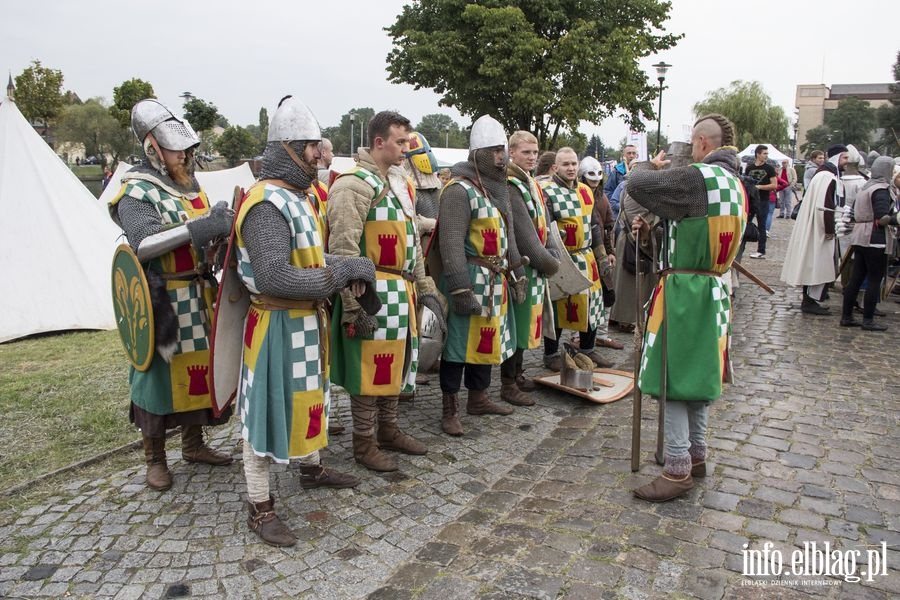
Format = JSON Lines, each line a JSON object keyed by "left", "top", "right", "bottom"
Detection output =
{"left": 664, "top": 400, "right": 710, "bottom": 458}
{"left": 779, "top": 189, "right": 793, "bottom": 218}
{"left": 765, "top": 201, "right": 775, "bottom": 231}
{"left": 755, "top": 198, "right": 769, "bottom": 254}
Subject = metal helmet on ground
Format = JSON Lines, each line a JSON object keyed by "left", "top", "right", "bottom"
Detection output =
{"left": 469, "top": 115, "right": 507, "bottom": 152}
{"left": 578, "top": 156, "right": 603, "bottom": 182}
{"left": 416, "top": 304, "right": 445, "bottom": 373}
{"left": 131, "top": 99, "right": 200, "bottom": 152}
{"left": 405, "top": 131, "right": 439, "bottom": 174}
{"left": 267, "top": 95, "right": 321, "bottom": 142}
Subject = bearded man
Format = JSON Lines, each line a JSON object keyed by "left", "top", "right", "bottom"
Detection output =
{"left": 328, "top": 111, "right": 446, "bottom": 472}
{"left": 235, "top": 96, "right": 379, "bottom": 546}
{"left": 500, "top": 130, "right": 560, "bottom": 406}
{"left": 436, "top": 115, "right": 527, "bottom": 435}
{"left": 541, "top": 148, "right": 609, "bottom": 370}
{"left": 109, "top": 99, "right": 234, "bottom": 492}
{"left": 626, "top": 114, "right": 746, "bottom": 502}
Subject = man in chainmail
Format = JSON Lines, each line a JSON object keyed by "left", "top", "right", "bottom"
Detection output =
{"left": 109, "top": 99, "right": 234, "bottom": 493}
{"left": 500, "top": 130, "right": 560, "bottom": 406}
{"left": 235, "top": 96, "right": 380, "bottom": 546}
{"left": 328, "top": 112, "right": 446, "bottom": 473}
{"left": 436, "top": 115, "right": 527, "bottom": 435}
{"left": 403, "top": 131, "right": 441, "bottom": 242}
{"left": 626, "top": 114, "right": 746, "bottom": 502}
{"left": 541, "top": 148, "right": 610, "bottom": 371}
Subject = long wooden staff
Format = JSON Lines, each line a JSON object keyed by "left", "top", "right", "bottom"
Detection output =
{"left": 630, "top": 227, "right": 643, "bottom": 472}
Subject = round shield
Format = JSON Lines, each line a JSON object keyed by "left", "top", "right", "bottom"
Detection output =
{"left": 111, "top": 244, "right": 155, "bottom": 371}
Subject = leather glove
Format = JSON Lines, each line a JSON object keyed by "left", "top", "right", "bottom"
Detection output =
{"left": 186, "top": 201, "right": 233, "bottom": 250}
{"left": 418, "top": 293, "right": 447, "bottom": 335}
{"left": 356, "top": 283, "right": 382, "bottom": 316}
{"left": 344, "top": 311, "right": 378, "bottom": 339}
{"left": 509, "top": 277, "right": 527, "bottom": 304}
{"left": 451, "top": 290, "right": 482, "bottom": 316}
{"left": 878, "top": 213, "right": 897, "bottom": 226}
{"left": 330, "top": 256, "right": 376, "bottom": 289}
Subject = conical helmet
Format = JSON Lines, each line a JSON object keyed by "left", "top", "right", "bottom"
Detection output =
{"left": 267, "top": 95, "right": 321, "bottom": 142}
{"left": 469, "top": 115, "right": 507, "bottom": 152}
{"left": 131, "top": 99, "right": 200, "bottom": 151}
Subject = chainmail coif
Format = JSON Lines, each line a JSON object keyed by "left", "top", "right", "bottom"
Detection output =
{"left": 259, "top": 141, "right": 316, "bottom": 191}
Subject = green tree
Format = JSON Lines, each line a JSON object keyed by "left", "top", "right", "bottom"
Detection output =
{"left": 385, "top": 0, "right": 681, "bottom": 149}
{"left": 825, "top": 96, "right": 876, "bottom": 149}
{"left": 110, "top": 78, "right": 155, "bottom": 128}
{"left": 214, "top": 126, "right": 258, "bottom": 166}
{"left": 876, "top": 50, "right": 900, "bottom": 154}
{"left": 692, "top": 80, "right": 789, "bottom": 149}
{"left": 585, "top": 135, "right": 604, "bottom": 159}
{"left": 183, "top": 97, "right": 221, "bottom": 132}
{"left": 258, "top": 107, "right": 269, "bottom": 150}
{"left": 14, "top": 60, "right": 64, "bottom": 125}
{"left": 800, "top": 125, "right": 833, "bottom": 156}
{"left": 554, "top": 130, "right": 588, "bottom": 155}
{"left": 324, "top": 107, "right": 376, "bottom": 155}
{"left": 414, "top": 113, "right": 467, "bottom": 148}
{"left": 56, "top": 98, "right": 133, "bottom": 165}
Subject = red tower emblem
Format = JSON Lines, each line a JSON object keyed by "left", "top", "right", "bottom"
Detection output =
{"left": 187, "top": 365, "right": 209, "bottom": 396}
{"left": 481, "top": 229, "right": 499, "bottom": 256}
{"left": 476, "top": 327, "right": 495, "bottom": 354}
{"left": 372, "top": 353, "right": 395, "bottom": 385}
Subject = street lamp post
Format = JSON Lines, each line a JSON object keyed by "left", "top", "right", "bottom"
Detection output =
{"left": 349, "top": 112, "right": 356, "bottom": 156}
{"left": 792, "top": 121, "right": 799, "bottom": 159}
{"left": 652, "top": 61, "right": 672, "bottom": 154}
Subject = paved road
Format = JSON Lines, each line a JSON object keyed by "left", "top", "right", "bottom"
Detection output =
{"left": 1, "top": 217, "right": 898, "bottom": 599}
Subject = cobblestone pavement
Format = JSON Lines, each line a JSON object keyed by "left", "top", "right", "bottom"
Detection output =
{"left": 1, "top": 218, "right": 898, "bottom": 599}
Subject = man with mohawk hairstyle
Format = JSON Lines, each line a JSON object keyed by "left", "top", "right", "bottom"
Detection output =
{"left": 626, "top": 114, "right": 746, "bottom": 502}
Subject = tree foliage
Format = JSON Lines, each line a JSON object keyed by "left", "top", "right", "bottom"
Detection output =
{"left": 800, "top": 96, "right": 877, "bottom": 155}
{"left": 414, "top": 113, "right": 467, "bottom": 148}
{"left": 553, "top": 130, "right": 587, "bottom": 154}
{"left": 322, "top": 107, "right": 376, "bottom": 155}
{"left": 57, "top": 98, "right": 133, "bottom": 164}
{"left": 692, "top": 80, "right": 789, "bottom": 149}
{"left": 14, "top": 60, "right": 64, "bottom": 125}
{"left": 385, "top": 0, "right": 681, "bottom": 149}
{"left": 214, "top": 126, "right": 258, "bottom": 166}
{"left": 183, "top": 97, "right": 221, "bottom": 132}
{"left": 111, "top": 78, "right": 155, "bottom": 128}
{"left": 876, "top": 50, "right": 900, "bottom": 154}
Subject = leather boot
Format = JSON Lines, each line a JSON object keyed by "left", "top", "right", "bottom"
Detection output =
{"left": 515, "top": 372, "right": 537, "bottom": 392}
{"left": 142, "top": 435, "right": 172, "bottom": 491}
{"left": 441, "top": 393, "right": 463, "bottom": 436}
{"left": 500, "top": 377, "right": 535, "bottom": 406}
{"left": 181, "top": 425, "right": 233, "bottom": 466}
{"left": 466, "top": 389, "right": 514, "bottom": 416}
{"left": 691, "top": 459, "right": 706, "bottom": 478}
{"left": 247, "top": 495, "right": 296, "bottom": 547}
{"left": 352, "top": 433, "right": 398, "bottom": 472}
{"left": 377, "top": 423, "right": 427, "bottom": 455}
{"left": 298, "top": 464, "right": 359, "bottom": 489}
{"left": 632, "top": 473, "right": 694, "bottom": 502}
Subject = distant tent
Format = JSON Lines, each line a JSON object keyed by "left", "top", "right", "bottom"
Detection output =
{"left": 0, "top": 96, "right": 122, "bottom": 343}
{"left": 737, "top": 144, "right": 792, "bottom": 165}
{"left": 98, "top": 161, "right": 256, "bottom": 208}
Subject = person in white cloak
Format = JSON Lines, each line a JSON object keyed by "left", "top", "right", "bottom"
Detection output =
{"left": 781, "top": 144, "right": 848, "bottom": 314}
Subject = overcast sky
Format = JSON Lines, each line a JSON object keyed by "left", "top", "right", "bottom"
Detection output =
{"left": 2, "top": 0, "right": 897, "bottom": 151}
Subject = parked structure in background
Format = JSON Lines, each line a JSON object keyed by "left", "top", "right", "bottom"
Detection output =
{"left": 795, "top": 83, "right": 892, "bottom": 150}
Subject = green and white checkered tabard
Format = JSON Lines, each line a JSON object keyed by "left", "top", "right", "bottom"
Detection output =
{"left": 693, "top": 163, "right": 745, "bottom": 217}
{"left": 289, "top": 312, "right": 329, "bottom": 393}
{"left": 456, "top": 179, "right": 509, "bottom": 263}
{"left": 370, "top": 203, "right": 416, "bottom": 272}
{"left": 540, "top": 182, "right": 581, "bottom": 219}
{"left": 399, "top": 333, "right": 420, "bottom": 396}
{"left": 372, "top": 278, "right": 411, "bottom": 341}
{"left": 711, "top": 280, "right": 730, "bottom": 339}
{"left": 236, "top": 185, "right": 324, "bottom": 294}
{"left": 122, "top": 180, "right": 199, "bottom": 226}
{"left": 471, "top": 267, "right": 505, "bottom": 319}
{"left": 571, "top": 250, "right": 603, "bottom": 330}
{"left": 171, "top": 285, "right": 209, "bottom": 354}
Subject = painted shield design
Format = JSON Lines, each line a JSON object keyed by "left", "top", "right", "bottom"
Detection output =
{"left": 111, "top": 244, "right": 155, "bottom": 371}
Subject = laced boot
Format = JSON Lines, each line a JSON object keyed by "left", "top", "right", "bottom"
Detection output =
{"left": 441, "top": 393, "right": 463, "bottom": 436}
{"left": 515, "top": 367, "right": 537, "bottom": 392}
{"left": 298, "top": 464, "right": 359, "bottom": 489}
{"left": 377, "top": 423, "right": 427, "bottom": 455}
{"left": 500, "top": 377, "right": 535, "bottom": 406}
{"left": 352, "top": 433, "right": 398, "bottom": 472}
{"left": 143, "top": 435, "right": 172, "bottom": 491}
{"left": 181, "top": 425, "right": 233, "bottom": 466}
{"left": 247, "top": 495, "right": 296, "bottom": 547}
{"left": 466, "top": 389, "right": 514, "bottom": 416}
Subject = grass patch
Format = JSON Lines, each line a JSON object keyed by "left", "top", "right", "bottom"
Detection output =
{"left": 0, "top": 330, "right": 137, "bottom": 493}
{"left": 71, "top": 165, "right": 103, "bottom": 177}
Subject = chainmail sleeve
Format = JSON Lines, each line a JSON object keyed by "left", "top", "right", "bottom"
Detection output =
{"left": 492, "top": 194, "right": 525, "bottom": 279}
{"left": 415, "top": 188, "right": 439, "bottom": 219}
{"left": 117, "top": 195, "right": 166, "bottom": 251}
{"left": 509, "top": 184, "right": 557, "bottom": 276}
{"left": 438, "top": 183, "right": 474, "bottom": 292}
{"left": 625, "top": 166, "right": 708, "bottom": 221}
{"left": 241, "top": 201, "right": 340, "bottom": 300}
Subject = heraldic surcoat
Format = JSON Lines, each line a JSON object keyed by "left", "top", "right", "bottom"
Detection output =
{"left": 235, "top": 182, "right": 331, "bottom": 462}
{"left": 330, "top": 167, "right": 420, "bottom": 397}
{"left": 638, "top": 163, "right": 746, "bottom": 402}
{"left": 508, "top": 176, "right": 549, "bottom": 349}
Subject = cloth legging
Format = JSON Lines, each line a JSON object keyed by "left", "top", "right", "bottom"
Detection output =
{"left": 440, "top": 360, "right": 491, "bottom": 393}
{"left": 841, "top": 245, "right": 887, "bottom": 319}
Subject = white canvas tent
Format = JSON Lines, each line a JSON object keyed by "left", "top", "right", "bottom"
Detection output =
{"left": 0, "top": 96, "right": 123, "bottom": 343}
{"left": 737, "top": 144, "right": 792, "bottom": 164}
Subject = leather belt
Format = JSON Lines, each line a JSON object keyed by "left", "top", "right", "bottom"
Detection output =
{"left": 250, "top": 294, "right": 328, "bottom": 374}
{"left": 376, "top": 266, "right": 415, "bottom": 282}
